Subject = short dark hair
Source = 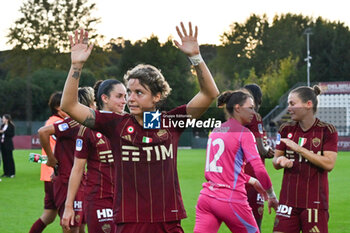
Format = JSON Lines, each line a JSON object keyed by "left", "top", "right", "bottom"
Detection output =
{"left": 123, "top": 64, "right": 172, "bottom": 107}
{"left": 48, "top": 91, "right": 62, "bottom": 115}
{"left": 291, "top": 85, "right": 321, "bottom": 113}
{"left": 243, "top": 83, "right": 262, "bottom": 107}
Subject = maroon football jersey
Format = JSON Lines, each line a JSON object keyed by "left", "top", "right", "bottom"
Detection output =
{"left": 93, "top": 105, "right": 188, "bottom": 223}
{"left": 53, "top": 117, "right": 81, "bottom": 183}
{"left": 74, "top": 126, "right": 115, "bottom": 201}
{"left": 275, "top": 118, "right": 338, "bottom": 209}
{"left": 245, "top": 113, "right": 266, "bottom": 177}
{"left": 247, "top": 112, "right": 264, "bottom": 139}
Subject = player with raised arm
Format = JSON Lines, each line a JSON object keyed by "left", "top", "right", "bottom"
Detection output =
{"left": 39, "top": 87, "right": 95, "bottom": 233}
{"left": 62, "top": 80, "right": 126, "bottom": 233}
{"left": 60, "top": 23, "right": 219, "bottom": 232}
{"left": 273, "top": 85, "right": 338, "bottom": 233}
{"left": 194, "top": 90, "right": 278, "bottom": 233}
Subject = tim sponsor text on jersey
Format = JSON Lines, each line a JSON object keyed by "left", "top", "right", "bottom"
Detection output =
{"left": 121, "top": 144, "right": 174, "bottom": 162}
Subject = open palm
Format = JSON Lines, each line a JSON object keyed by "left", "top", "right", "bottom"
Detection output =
{"left": 174, "top": 22, "right": 200, "bottom": 56}
{"left": 70, "top": 29, "right": 94, "bottom": 65}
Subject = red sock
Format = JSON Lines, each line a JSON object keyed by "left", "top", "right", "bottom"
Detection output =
{"left": 29, "top": 218, "right": 46, "bottom": 233}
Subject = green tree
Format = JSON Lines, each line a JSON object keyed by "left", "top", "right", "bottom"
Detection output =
{"left": 217, "top": 14, "right": 269, "bottom": 82}
{"left": 214, "top": 13, "right": 350, "bottom": 116}
{"left": 4, "top": 0, "right": 104, "bottom": 123}
{"left": 309, "top": 18, "right": 350, "bottom": 82}
{"left": 115, "top": 36, "right": 196, "bottom": 109}
{"left": 7, "top": 0, "right": 100, "bottom": 51}
{"left": 260, "top": 56, "right": 299, "bottom": 116}
{"left": 253, "top": 14, "right": 309, "bottom": 76}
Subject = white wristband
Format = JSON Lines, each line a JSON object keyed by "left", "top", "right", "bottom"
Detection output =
{"left": 188, "top": 54, "right": 203, "bottom": 66}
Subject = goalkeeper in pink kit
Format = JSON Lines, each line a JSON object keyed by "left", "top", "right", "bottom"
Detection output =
{"left": 194, "top": 90, "right": 279, "bottom": 233}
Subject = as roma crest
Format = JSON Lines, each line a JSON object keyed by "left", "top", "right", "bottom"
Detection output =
{"left": 157, "top": 129, "right": 168, "bottom": 140}
{"left": 312, "top": 137, "right": 321, "bottom": 147}
{"left": 102, "top": 223, "right": 111, "bottom": 233}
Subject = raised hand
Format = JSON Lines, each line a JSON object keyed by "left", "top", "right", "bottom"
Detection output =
{"left": 174, "top": 22, "right": 200, "bottom": 56}
{"left": 69, "top": 29, "right": 94, "bottom": 65}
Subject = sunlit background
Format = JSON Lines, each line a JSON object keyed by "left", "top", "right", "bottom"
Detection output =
{"left": 1, "top": 0, "right": 350, "bottom": 50}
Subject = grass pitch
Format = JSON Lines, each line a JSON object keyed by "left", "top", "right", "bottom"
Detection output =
{"left": 0, "top": 149, "right": 349, "bottom": 232}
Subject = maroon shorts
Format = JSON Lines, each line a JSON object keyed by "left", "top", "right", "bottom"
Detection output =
{"left": 273, "top": 204, "right": 329, "bottom": 233}
{"left": 246, "top": 184, "right": 264, "bottom": 221}
{"left": 116, "top": 221, "right": 184, "bottom": 233}
{"left": 53, "top": 178, "right": 85, "bottom": 227}
{"left": 85, "top": 197, "right": 115, "bottom": 233}
{"left": 44, "top": 181, "right": 56, "bottom": 209}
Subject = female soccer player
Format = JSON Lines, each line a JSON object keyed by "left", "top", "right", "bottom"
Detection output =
{"left": 62, "top": 80, "right": 127, "bottom": 233}
{"left": 61, "top": 23, "right": 219, "bottom": 232}
{"left": 29, "top": 91, "right": 68, "bottom": 233}
{"left": 243, "top": 83, "right": 274, "bottom": 230}
{"left": 273, "top": 85, "right": 338, "bottom": 233}
{"left": 194, "top": 90, "right": 278, "bottom": 233}
{"left": 39, "top": 87, "right": 95, "bottom": 233}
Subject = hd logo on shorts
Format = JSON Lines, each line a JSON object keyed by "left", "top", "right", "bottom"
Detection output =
{"left": 96, "top": 208, "right": 113, "bottom": 219}
{"left": 276, "top": 204, "right": 292, "bottom": 218}
{"left": 143, "top": 110, "right": 161, "bottom": 129}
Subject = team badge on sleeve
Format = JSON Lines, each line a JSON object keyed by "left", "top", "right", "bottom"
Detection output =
{"left": 58, "top": 123, "right": 69, "bottom": 131}
{"left": 99, "top": 110, "right": 113, "bottom": 113}
{"left": 76, "top": 139, "right": 83, "bottom": 151}
{"left": 258, "top": 123, "right": 263, "bottom": 135}
{"left": 276, "top": 133, "right": 281, "bottom": 145}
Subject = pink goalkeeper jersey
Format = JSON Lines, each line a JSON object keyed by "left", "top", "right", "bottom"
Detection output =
{"left": 201, "top": 118, "right": 272, "bottom": 203}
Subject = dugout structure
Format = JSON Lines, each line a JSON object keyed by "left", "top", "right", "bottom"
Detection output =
{"left": 317, "top": 81, "right": 350, "bottom": 137}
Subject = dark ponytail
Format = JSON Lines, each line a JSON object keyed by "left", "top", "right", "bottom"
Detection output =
{"left": 93, "top": 79, "right": 121, "bottom": 110}
{"left": 217, "top": 91, "right": 234, "bottom": 108}
{"left": 217, "top": 90, "right": 252, "bottom": 116}
{"left": 291, "top": 85, "right": 321, "bottom": 113}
